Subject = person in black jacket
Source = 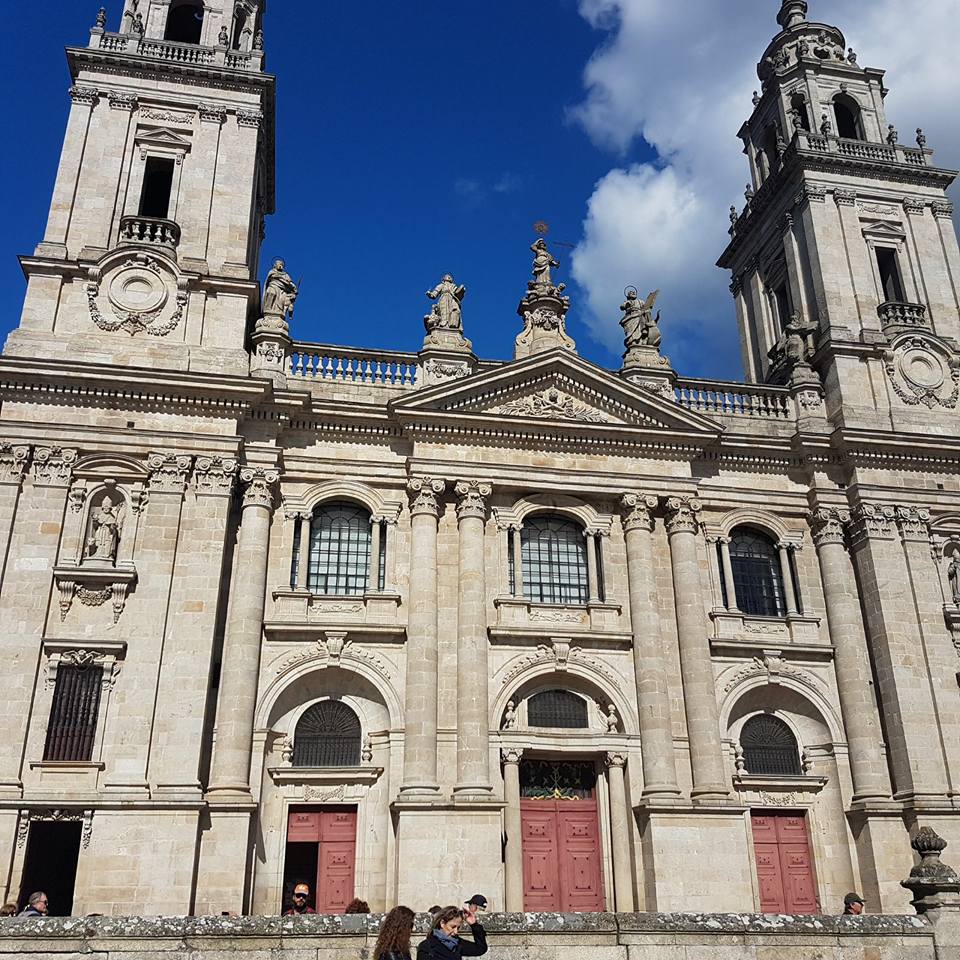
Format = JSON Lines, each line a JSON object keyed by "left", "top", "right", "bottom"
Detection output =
{"left": 416, "top": 904, "right": 487, "bottom": 959}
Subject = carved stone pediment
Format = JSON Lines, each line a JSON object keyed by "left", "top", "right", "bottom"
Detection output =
{"left": 390, "top": 350, "right": 722, "bottom": 445}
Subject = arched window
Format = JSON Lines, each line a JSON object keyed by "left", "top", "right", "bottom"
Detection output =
{"left": 790, "top": 94, "right": 811, "bottom": 133}
{"left": 308, "top": 502, "right": 373, "bottom": 596}
{"left": 740, "top": 714, "right": 802, "bottom": 776}
{"left": 833, "top": 95, "right": 864, "bottom": 140}
{"left": 729, "top": 527, "right": 786, "bottom": 617}
{"left": 528, "top": 690, "right": 589, "bottom": 729}
{"left": 520, "top": 515, "right": 589, "bottom": 605}
{"left": 165, "top": 1, "right": 204, "bottom": 44}
{"left": 293, "top": 701, "right": 361, "bottom": 767}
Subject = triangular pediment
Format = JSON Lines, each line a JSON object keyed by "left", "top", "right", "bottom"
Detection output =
{"left": 391, "top": 350, "right": 722, "bottom": 442}
{"left": 135, "top": 126, "right": 193, "bottom": 153}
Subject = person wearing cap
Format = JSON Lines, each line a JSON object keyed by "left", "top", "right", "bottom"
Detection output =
{"left": 842, "top": 892, "right": 865, "bottom": 915}
{"left": 283, "top": 883, "right": 316, "bottom": 916}
{"left": 416, "top": 900, "right": 488, "bottom": 958}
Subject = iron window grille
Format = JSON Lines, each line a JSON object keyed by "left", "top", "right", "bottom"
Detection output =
{"left": 728, "top": 527, "right": 786, "bottom": 617}
{"left": 292, "top": 700, "right": 362, "bottom": 768}
{"left": 520, "top": 515, "right": 589, "bottom": 605}
{"left": 308, "top": 502, "right": 372, "bottom": 596}
{"left": 740, "top": 714, "right": 802, "bottom": 777}
{"left": 528, "top": 689, "right": 589, "bottom": 729}
{"left": 43, "top": 663, "right": 103, "bottom": 762}
{"left": 519, "top": 759, "right": 597, "bottom": 799}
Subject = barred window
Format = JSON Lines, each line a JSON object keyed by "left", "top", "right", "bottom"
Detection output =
{"left": 521, "top": 515, "right": 588, "bottom": 605}
{"left": 308, "top": 502, "right": 371, "bottom": 596}
{"left": 44, "top": 664, "right": 103, "bottom": 762}
{"left": 740, "top": 714, "right": 802, "bottom": 777}
{"left": 293, "top": 701, "right": 362, "bottom": 767}
{"left": 528, "top": 690, "right": 589, "bottom": 729}
{"left": 729, "top": 527, "right": 786, "bottom": 617}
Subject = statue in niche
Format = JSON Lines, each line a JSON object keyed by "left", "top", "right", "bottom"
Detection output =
{"left": 530, "top": 239, "right": 561, "bottom": 290}
{"left": 262, "top": 259, "right": 298, "bottom": 318}
{"left": 502, "top": 700, "right": 517, "bottom": 730}
{"left": 948, "top": 554, "right": 960, "bottom": 604}
{"left": 424, "top": 274, "right": 466, "bottom": 333}
{"left": 620, "top": 288, "right": 662, "bottom": 351}
{"left": 85, "top": 495, "right": 123, "bottom": 563}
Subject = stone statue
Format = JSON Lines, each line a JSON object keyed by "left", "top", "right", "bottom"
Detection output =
{"left": 530, "top": 239, "right": 560, "bottom": 289}
{"left": 502, "top": 700, "right": 517, "bottom": 730}
{"left": 424, "top": 274, "right": 466, "bottom": 333}
{"left": 820, "top": 113, "right": 833, "bottom": 137}
{"left": 86, "top": 496, "right": 122, "bottom": 562}
{"left": 262, "top": 259, "right": 298, "bottom": 318}
{"left": 769, "top": 313, "right": 818, "bottom": 383}
{"left": 605, "top": 704, "right": 619, "bottom": 733}
{"left": 620, "top": 289, "right": 662, "bottom": 352}
{"left": 219, "top": 24, "right": 230, "bottom": 46}
{"left": 96, "top": 7, "right": 107, "bottom": 29}
{"left": 887, "top": 125, "right": 899, "bottom": 146}
{"left": 948, "top": 555, "right": 960, "bottom": 604}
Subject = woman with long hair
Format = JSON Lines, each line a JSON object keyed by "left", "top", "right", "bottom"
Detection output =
{"left": 416, "top": 904, "right": 487, "bottom": 959}
{"left": 373, "top": 905, "right": 416, "bottom": 960}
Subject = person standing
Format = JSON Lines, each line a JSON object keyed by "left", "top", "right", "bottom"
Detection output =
{"left": 283, "top": 883, "right": 316, "bottom": 916}
{"left": 373, "top": 905, "right": 416, "bottom": 960}
{"left": 416, "top": 904, "right": 487, "bottom": 959}
{"left": 18, "top": 892, "right": 49, "bottom": 917}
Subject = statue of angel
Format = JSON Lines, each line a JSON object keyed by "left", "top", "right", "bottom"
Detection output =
{"left": 620, "top": 289, "right": 662, "bottom": 351}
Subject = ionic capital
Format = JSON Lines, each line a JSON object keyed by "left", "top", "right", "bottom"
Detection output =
{"left": 664, "top": 496, "right": 702, "bottom": 536}
{"left": 193, "top": 455, "right": 238, "bottom": 497}
{"left": 454, "top": 480, "right": 492, "bottom": 522}
{"left": 407, "top": 477, "right": 446, "bottom": 518}
{"left": 501, "top": 747, "right": 524, "bottom": 765}
{"left": 240, "top": 467, "right": 279, "bottom": 510}
{"left": 808, "top": 507, "right": 849, "bottom": 547}
{"left": 33, "top": 447, "right": 79, "bottom": 488}
{"left": 621, "top": 493, "right": 657, "bottom": 533}
{"left": 0, "top": 442, "right": 31, "bottom": 486}
{"left": 147, "top": 453, "right": 192, "bottom": 493}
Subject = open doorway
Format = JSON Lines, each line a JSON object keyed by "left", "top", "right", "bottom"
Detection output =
{"left": 18, "top": 820, "right": 82, "bottom": 917}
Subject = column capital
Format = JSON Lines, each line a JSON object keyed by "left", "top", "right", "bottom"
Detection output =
{"left": 239, "top": 467, "right": 279, "bottom": 510}
{"left": 809, "top": 507, "right": 850, "bottom": 547}
{"left": 664, "top": 496, "right": 702, "bottom": 536}
{"left": 501, "top": 747, "right": 524, "bottom": 765}
{"left": 193, "top": 455, "right": 238, "bottom": 497}
{"left": 454, "top": 480, "right": 492, "bottom": 521}
{"left": 605, "top": 752, "right": 628, "bottom": 769}
{"left": 148, "top": 453, "right": 192, "bottom": 493}
{"left": 0, "top": 442, "right": 31, "bottom": 487}
{"left": 895, "top": 505, "right": 932, "bottom": 542}
{"left": 849, "top": 502, "right": 898, "bottom": 543}
{"left": 32, "top": 447, "right": 79, "bottom": 488}
{"left": 407, "top": 477, "right": 446, "bottom": 518}
{"left": 621, "top": 493, "right": 657, "bottom": 533}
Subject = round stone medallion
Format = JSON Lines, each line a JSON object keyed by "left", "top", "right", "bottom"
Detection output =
{"left": 900, "top": 345, "right": 945, "bottom": 390}
{"left": 107, "top": 261, "right": 169, "bottom": 315}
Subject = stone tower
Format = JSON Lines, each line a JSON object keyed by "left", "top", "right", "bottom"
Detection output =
{"left": 718, "top": 0, "right": 960, "bottom": 430}
{"left": 7, "top": 0, "right": 275, "bottom": 375}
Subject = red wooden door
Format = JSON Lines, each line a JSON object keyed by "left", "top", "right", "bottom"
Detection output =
{"left": 751, "top": 813, "right": 818, "bottom": 914}
{"left": 286, "top": 807, "right": 357, "bottom": 914}
{"left": 521, "top": 799, "right": 604, "bottom": 912}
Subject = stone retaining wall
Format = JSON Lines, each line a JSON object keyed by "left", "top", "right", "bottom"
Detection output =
{"left": 0, "top": 911, "right": 946, "bottom": 959}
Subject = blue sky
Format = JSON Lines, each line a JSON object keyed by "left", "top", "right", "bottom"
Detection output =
{"left": 3, "top": 2, "right": 957, "bottom": 381}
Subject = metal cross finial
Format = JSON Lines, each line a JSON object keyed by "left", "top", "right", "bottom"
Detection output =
{"left": 533, "top": 221, "right": 549, "bottom": 236}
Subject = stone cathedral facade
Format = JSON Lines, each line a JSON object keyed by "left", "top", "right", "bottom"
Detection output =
{"left": 2, "top": 0, "right": 960, "bottom": 920}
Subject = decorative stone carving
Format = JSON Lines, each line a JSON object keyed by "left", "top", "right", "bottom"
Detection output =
{"left": 109, "top": 91, "right": 138, "bottom": 111}
{"left": 605, "top": 752, "right": 627, "bottom": 768}
{"left": 33, "top": 447, "right": 78, "bottom": 487}
{"left": 423, "top": 274, "right": 471, "bottom": 351}
{"left": 796, "top": 183, "right": 826, "bottom": 205}
{"left": 69, "top": 86, "right": 100, "bottom": 106}
{"left": 148, "top": 454, "right": 192, "bottom": 493}
{"left": 193, "top": 456, "right": 238, "bottom": 496}
{"left": 882, "top": 336, "right": 960, "bottom": 409}
{"left": 721, "top": 654, "right": 826, "bottom": 698}
{"left": 502, "top": 700, "right": 517, "bottom": 730}
{"left": 17, "top": 810, "right": 93, "bottom": 850}
{"left": 809, "top": 507, "right": 849, "bottom": 547}
{"left": 323, "top": 631, "right": 349, "bottom": 664}
{"left": 281, "top": 736, "right": 294, "bottom": 764}
{"left": 895, "top": 505, "right": 931, "bottom": 541}
{"left": 605, "top": 704, "right": 620, "bottom": 733}
{"left": 903, "top": 197, "right": 925, "bottom": 216}
{"left": 499, "top": 642, "right": 622, "bottom": 693}
{"left": 501, "top": 747, "right": 524, "bottom": 765}
{"left": 361, "top": 736, "right": 373, "bottom": 763}
{"left": 422, "top": 359, "right": 471, "bottom": 384}
{"left": 948, "top": 555, "right": 960, "bottom": 605}
{"left": 932, "top": 200, "right": 955, "bottom": 219}
{"left": 455, "top": 481, "right": 492, "bottom": 521}
{"left": 407, "top": 477, "right": 446, "bottom": 518}
{"left": 86, "top": 255, "right": 186, "bottom": 338}
{"left": 261, "top": 259, "right": 298, "bottom": 320}
{"left": 767, "top": 313, "right": 819, "bottom": 386}
{"left": 491, "top": 387, "right": 613, "bottom": 424}
{"left": 240, "top": 467, "right": 279, "bottom": 509}
{"left": 198, "top": 104, "right": 227, "bottom": 124}
{"left": 0, "top": 443, "right": 30, "bottom": 485}
{"left": 620, "top": 289, "right": 662, "bottom": 354}
{"left": 664, "top": 496, "right": 702, "bottom": 536}
{"left": 237, "top": 109, "right": 265, "bottom": 128}
{"left": 621, "top": 493, "right": 657, "bottom": 533}
{"left": 514, "top": 238, "right": 576, "bottom": 359}
{"left": 850, "top": 502, "right": 897, "bottom": 540}
{"left": 901, "top": 827, "right": 960, "bottom": 914}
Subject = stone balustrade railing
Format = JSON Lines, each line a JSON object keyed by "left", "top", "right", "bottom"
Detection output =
{"left": 674, "top": 378, "right": 793, "bottom": 419}
{"left": 93, "top": 33, "right": 264, "bottom": 72}
{"left": 878, "top": 300, "right": 928, "bottom": 327}
{"left": 796, "top": 132, "right": 929, "bottom": 167}
{"left": 119, "top": 215, "right": 181, "bottom": 251}
{"left": 289, "top": 344, "right": 421, "bottom": 387}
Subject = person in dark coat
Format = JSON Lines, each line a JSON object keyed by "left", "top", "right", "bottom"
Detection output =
{"left": 416, "top": 904, "right": 487, "bottom": 959}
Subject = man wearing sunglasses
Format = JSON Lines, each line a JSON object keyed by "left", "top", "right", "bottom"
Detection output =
{"left": 283, "top": 883, "right": 316, "bottom": 916}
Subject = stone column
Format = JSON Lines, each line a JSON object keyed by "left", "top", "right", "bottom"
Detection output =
{"left": 586, "top": 530, "right": 600, "bottom": 602}
{"left": 809, "top": 508, "right": 889, "bottom": 803}
{"left": 777, "top": 542, "right": 799, "bottom": 615}
{"left": 296, "top": 512, "right": 311, "bottom": 591}
{"left": 511, "top": 525, "right": 524, "bottom": 596}
{"left": 718, "top": 537, "right": 739, "bottom": 611}
{"left": 665, "top": 496, "right": 729, "bottom": 801}
{"left": 399, "top": 477, "right": 445, "bottom": 796}
{"left": 621, "top": 494, "right": 680, "bottom": 800}
{"left": 207, "top": 466, "right": 278, "bottom": 797}
{"left": 605, "top": 753, "right": 636, "bottom": 912}
{"left": 502, "top": 747, "right": 524, "bottom": 911}
{"left": 368, "top": 516, "right": 382, "bottom": 591}
{"left": 454, "top": 481, "right": 493, "bottom": 798}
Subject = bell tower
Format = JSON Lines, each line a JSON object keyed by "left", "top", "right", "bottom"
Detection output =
{"left": 718, "top": 1, "right": 960, "bottom": 427}
{"left": 7, "top": 0, "right": 274, "bottom": 375}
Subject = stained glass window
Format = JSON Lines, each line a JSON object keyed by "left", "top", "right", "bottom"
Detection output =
{"left": 292, "top": 701, "right": 361, "bottom": 768}
{"left": 740, "top": 714, "right": 802, "bottom": 777}
{"left": 521, "top": 515, "right": 588, "bottom": 605}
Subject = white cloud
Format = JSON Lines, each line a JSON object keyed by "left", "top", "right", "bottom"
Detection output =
{"left": 570, "top": 0, "right": 960, "bottom": 379}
